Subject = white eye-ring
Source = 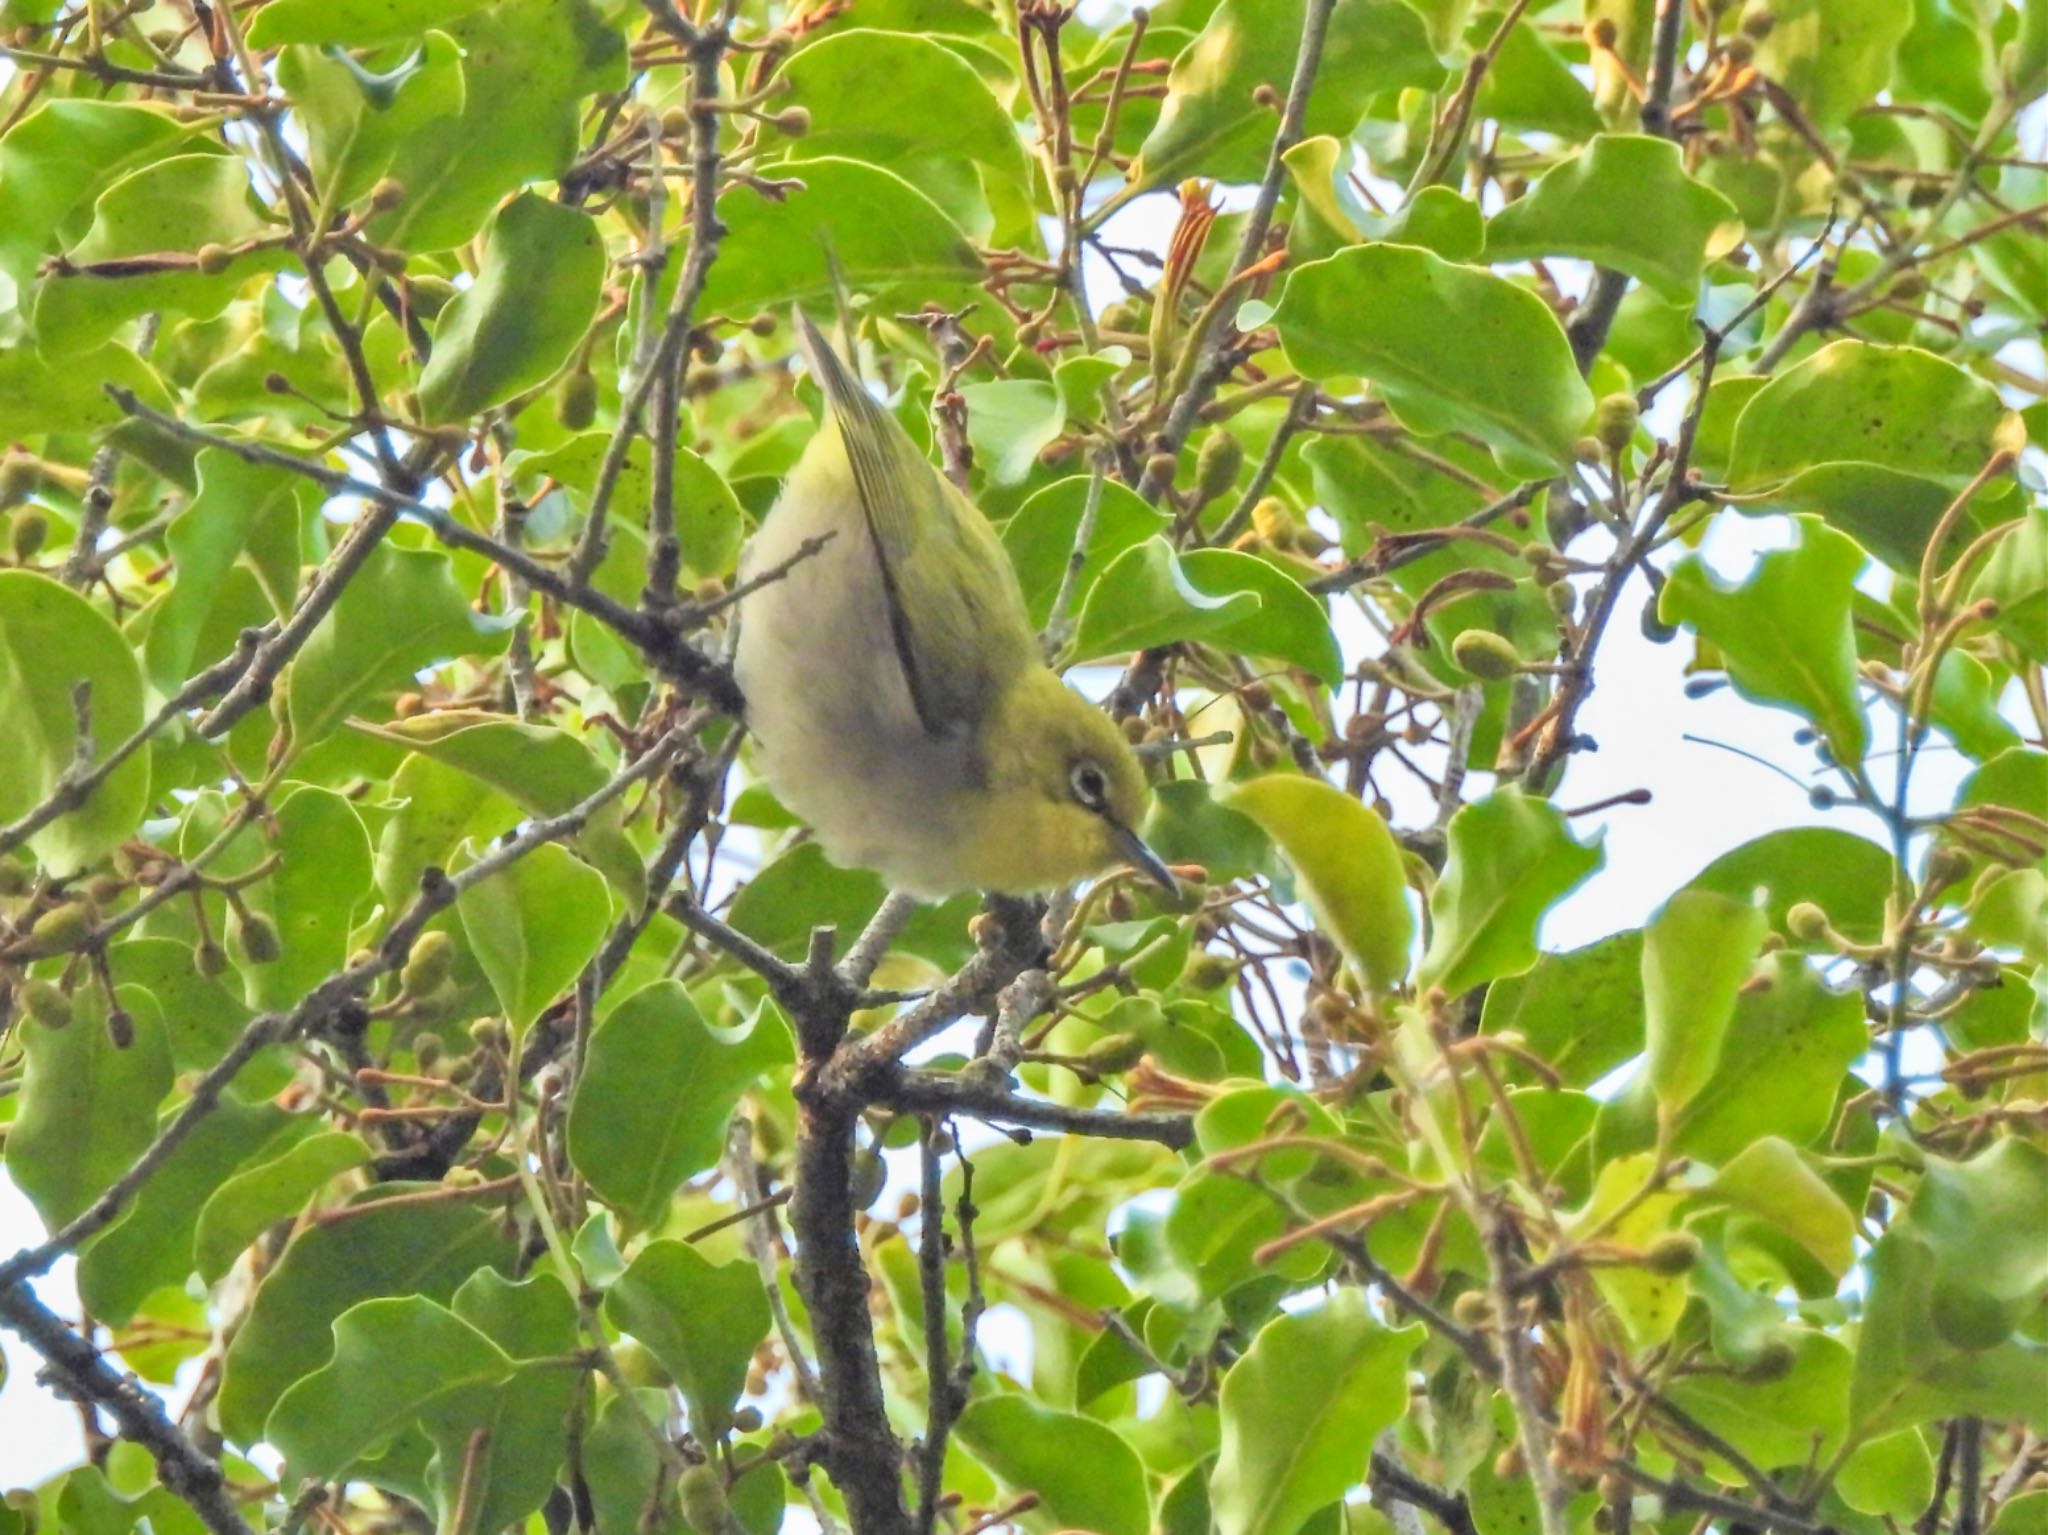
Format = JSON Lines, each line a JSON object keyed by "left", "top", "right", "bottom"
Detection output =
{"left": 1070, "top": 760, "right": 1109, "bottom": 809}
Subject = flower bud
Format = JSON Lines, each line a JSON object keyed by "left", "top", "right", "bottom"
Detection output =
{"left": 1785, "top": 901, "right": 1831, "bottom": 943}
{"left": 231, "top": 908, "right": 282, "bottom": 965}
{"left": 1084, "top": 1032, "right": 1148, "bottom": 1074}
{"left": 1642, "top": 1230, "right": 1701, "bottom": 1275}
{"left": 402, "top": 930, "right": 457, "bottom": 995}
{"left": 1451, "top": 628, "right": 1522, "bottom": 681}
{"left": 194, "top": 937, "right": 230, "bottom": 978}
{"left": 370, "top": 177, "right": 406, "bottom": 212}
{"left": 1193, "top": 431, "right": 1243, "bottom": 504}
{"left": 772, "top": 106, "right": 811, "bottom": 138}
{"left": 11, "top": 509, "right": 49, "bottom": 561}
{"left": 1594, "top": 392, "right": 1640, "bottom": 452}
{"left": 678, "top": 1465, "right": 730, "bottom": 1533}
{"left": 850, "top": 1147, "right": 888, "bottom": 1209}
{"left": 22, "top": 979, "right": 71, "bottom": 1029}
{"left": 195, "top": 243, "right": 232, "bottom": 276}
{"left": 555, "top": 369, "right": 598, "bottom": 430}
{"left": 1249, "top": 496, "right": 1295, "bottom": 542}
{"left": 28, "top": 901, "right": 91, "bottom": 955}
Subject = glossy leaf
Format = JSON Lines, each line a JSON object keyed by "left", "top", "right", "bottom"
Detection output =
{"left": 1132, "top": 0, "right": 1445, "bottom": 191}
{"left": 606, "top": 1241, "right": 770, "bottom": 1436}
{"left": 1661, "top": 515, "right": 1869, "bottom": 769}
{"left": 419, "top": 193, "right": 606, "bottom": 421}
{"left": 1002, "top": 474, "right": 1172, "bottom": 628}
{"left": 1226, "top": 774, "right": 1412, "bottom": 990}
{"left": 218, "top": 1194, "right": 514, "bottom": 1444}
{"left": 1480, "top": 928, "right": 1644, "bottom": 1088}
{"left": 1416, "top": 788, "right": 1603, "bottom": 998}
{"left": 0, "top": 571, "right": 150, "bottom": 873}
{"left": 9, "top": 987, "right": 172, "bottom": 1233}
{"left": 1210, "top": 1292, "right": 1420, "bottom": 1535}
{"left": 1486, "top": 134, "right": 1741, "bottom": 302}
{"left": 456, "top": 839, "right": 612, "bottom": 1033}
{"left": 568, "top": 982, "right": 792, "bottom": 1230}
{"left": 1275, "top": 244, "right": 1595, "bottom": 474}
{"left": 1727, "top": 341, "right": 2019, "bottom": 569}
{"left": 955, "top": 1395, "right": 1152, "bottom": 1535}
{"left": 193, "top": 1131, "right": 372, "bottom": 1283}
{"left": 1642, "top": 889, "right": 1768, "bottom": 1116}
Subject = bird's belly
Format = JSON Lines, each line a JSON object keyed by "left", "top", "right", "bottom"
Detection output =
{"left": 734, "top": 509, "right": 980, "bottom": 896}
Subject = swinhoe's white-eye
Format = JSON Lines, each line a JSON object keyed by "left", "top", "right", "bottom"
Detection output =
{"left": 732, "top": 311, "right": 1175, "bottom": 900}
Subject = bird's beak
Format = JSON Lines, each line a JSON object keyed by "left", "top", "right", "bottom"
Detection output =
{"left": 1110, "top": 820, "right": 1179, "bottom": 898}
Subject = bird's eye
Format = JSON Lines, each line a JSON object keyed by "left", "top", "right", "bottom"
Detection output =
{"left": 1069, "top": 761, "right": 1108, "bottom": 809}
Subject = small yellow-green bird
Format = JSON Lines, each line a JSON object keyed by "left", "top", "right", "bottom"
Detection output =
{"left": 733, "top": 311, "right": 1175, "bottom": 900}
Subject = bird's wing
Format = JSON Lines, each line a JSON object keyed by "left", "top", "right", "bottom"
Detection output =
{"left": 793, "top": 308, "right": 1035, "bottom": 740}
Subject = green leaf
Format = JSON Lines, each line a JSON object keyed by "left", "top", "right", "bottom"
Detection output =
{"left": 1661, "top": 515, "right": 1869, "bottom": 769}
{"left": 1484, "top": 135, "right": 1742, "bottom": 303}
{"left": 367, "top": 0, "right": 627, "bottom": 253}
{"left": 1643, "top": 889, "right": 1768, "bottom": 1116}
{"left": 278, "top": 33, "right": 465, "bottom": 215}
{"left": 1754, "top": 0, "right": 1913, "bottom": 131}
{"left": 568, "top": 982, "right": 792, "bottom": 1230}
{"left": 0, "top": 101, "right": 194, "bottom": 288}
{"left": 1696, "top": 1136, "right": 1857, "bottom": 1279}
{"left": 0, "top": 570, "right": 151, "bottom": 874}
{"left": 77, "top": 1100, "right": 302, "bottom": 1324}
{"left": 1604, "top": 953, "right": 1865, "bottom": 1165}
{"left": 0, "top": 341, "right": 167, "bottom": 439}
{"left": 1069, "top": 539, "right": 1341, "bottom": 681}
{"left": 218, "top": 1194, "right": 514, "bottom": 1444}
{"left": 1002, "top": 474, "right": 1172, "bottom": 629}
{"left": 1685, "top": 826, "right": 1895, "bottom": 948}
{"left": 1416, "top": 788, "right": 1603, "bottom": 998}
{"left": 1474, "top": 16, "right": 1603, "bottom": 139}
{"left": 108, "top": 937, "right": 259, "bottom": 1072}
{"left": 1727, "top": 341, "right": 2018, "bottom": 570}
{"left": 249, "top": 0, "right": 493, "bottom": 45}
{"left": 1972, "top": 504, "right": 2048, "bottom": 665}
{"left": 775, "top": 29, "right": 1029, "bottom": 237}
{"left": 1852, "top": 1228, "right": 2048, "bottom": 1437}
{"left": 456, "top": 839, "right": 612, "bottom": 1033}
{"left": 509, "top": 430, "right": 747, "bottom": 585}
{"left": 418, "top": 193, "right": 605, "bottom": 422}
{"left": 286, "top": 543, "right": 513, "bottom": 743}
{"left": 606, "top": 1240, "right": 770, "bottom": 1436}
{"left": 957, "top": 378, "right": 1064, "bottom": 487}
{"left": 725, "top": 841, "right": 978, "bottom": 967}
{"left": 267, "top": 1296, "right": 514, "bottom": 1478}
{"left": 144, "top": 450, "right": 305, "bottom": 693}
{"left": 1131, "top": 0, "right": 1445, "bottom": 191}
{"left": 1274, "top": 245, "right": 1595, "bottom": 475}
{"left": 9, "top": 986, "right": 172, "bottom": 1233}
{"left": 1575, "top": 1152, "right": 1690, "bottom": 1346}
{"left": 193, "top": 1131, "right": 371, "bottom": 1283}
{"left": 956, "top": 1395, "right": 1152, "bottom": 1535}
{"left": 1838, "top": 1429, "right": 1935, "bottom": 1519}
{"left": 695, "top": 157, "right": 981, "bottom": 317}
{"left": 1479, "top": 928, "right": 1644, "bottom": 1089}
{"left": 354, "top": 712, "right": 647, "bottom": 903}
{"left": 34, "top": 153, "right": 287, "bottom": 351}
{"left": 1209, "top": 1292, "right": 1420, "bottom": 1535}
{"left": 1225, "top": 774, "right": 1412, "bottom": 991}
{"left": 239, "top": 786, "right": 374, "bottom": 1012}
{"left": 1664, "top": 1331, "right": 1852, "bottom": 1473}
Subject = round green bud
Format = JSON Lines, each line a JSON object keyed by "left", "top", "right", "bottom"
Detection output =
{"left": 22, "top": 979, "right": 71, "bottom": 1029}
{"left": 850, "top": 1147, "right": 888, "bottom": 1209}
{"left": 1180, "top": 952, "right": 1238, "bottom": 991}
{"left": 1586, "top": 16, "right": 1619, "bottom": 48}
{"left": 0, "top": 860, "right": 29, "bottom": 896}
{"left": 1922, "top": 845, "right": 1970, "bottom": 892}
{"left": 1572, "top": 435, "right": 1605, "bottom": 465}
{"left": 1451, "top": 628, "right": 1522, "bottom": 681}
{"left": 105, "top": 1004, "right": 135, "bottom": 1050}
{"left": 1450, "top": 1288, "right": 1491, "bottom": 1327}
{"left": 1098, "top": 299, "right": 1140, "bottom": 333}
{"left": 1733, "top": 1336, "right": 1797, "bottom": 1382}
{"left": 613, "top": 1340, "right": 673, "bottom": 1389}
{"left": 679, "top": 1464, "right": 730, "bottom": 1532}
{"left": 0, "top": 449, "right": 37, "bottom": 507}
{"left": 11, "top": 509, "right": 49, "bottom": 561}
{"left": 231, "top": 908, "right": 282, "bottom": 965}
{"left": 28, "top": 900, "right": 91, "bottom": 955}
{"left": 1249, "top": 497, "right": 1295, "bottom": 542}
{"left": 1193, "top": 431, "right": 1244, "bottom": 504}
{"left": 772, "top": 106, "right": 811, "bottom": 138}
{"left": 194, "top": 937, "right": 229, "bottom": 979}
{"left": 1739, "top": 2, "right": 1774, "bottom": 37}
{"left": 1642, "top": 1230, "right": 1701, "bottom": 1275}
{"left": 1720, "top": 32, "right": 1755, "bottom": 65}
{"left": 1639, "top": 592, "right": 1676, "bottom": 643}
{"left": 195, "top": 243, "right": 233, "bottom": 276}
{"left": 1785, "top": 901, "right": 1831, "bottom": 943}
{"left": 369, "top": 177, "right": 406, "bottom": 212}
{"left": 731, "top": 1406, "right": 764, "bottom": 1434}
{"left": 402, "top": 929, "right": 457, "bottom": 995}
{"left": 1084, "top": 1032, "right": 1148, "bottom": 1074}
{"left": 1594, "top": 392, "right": 1640, "bottom": 452}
